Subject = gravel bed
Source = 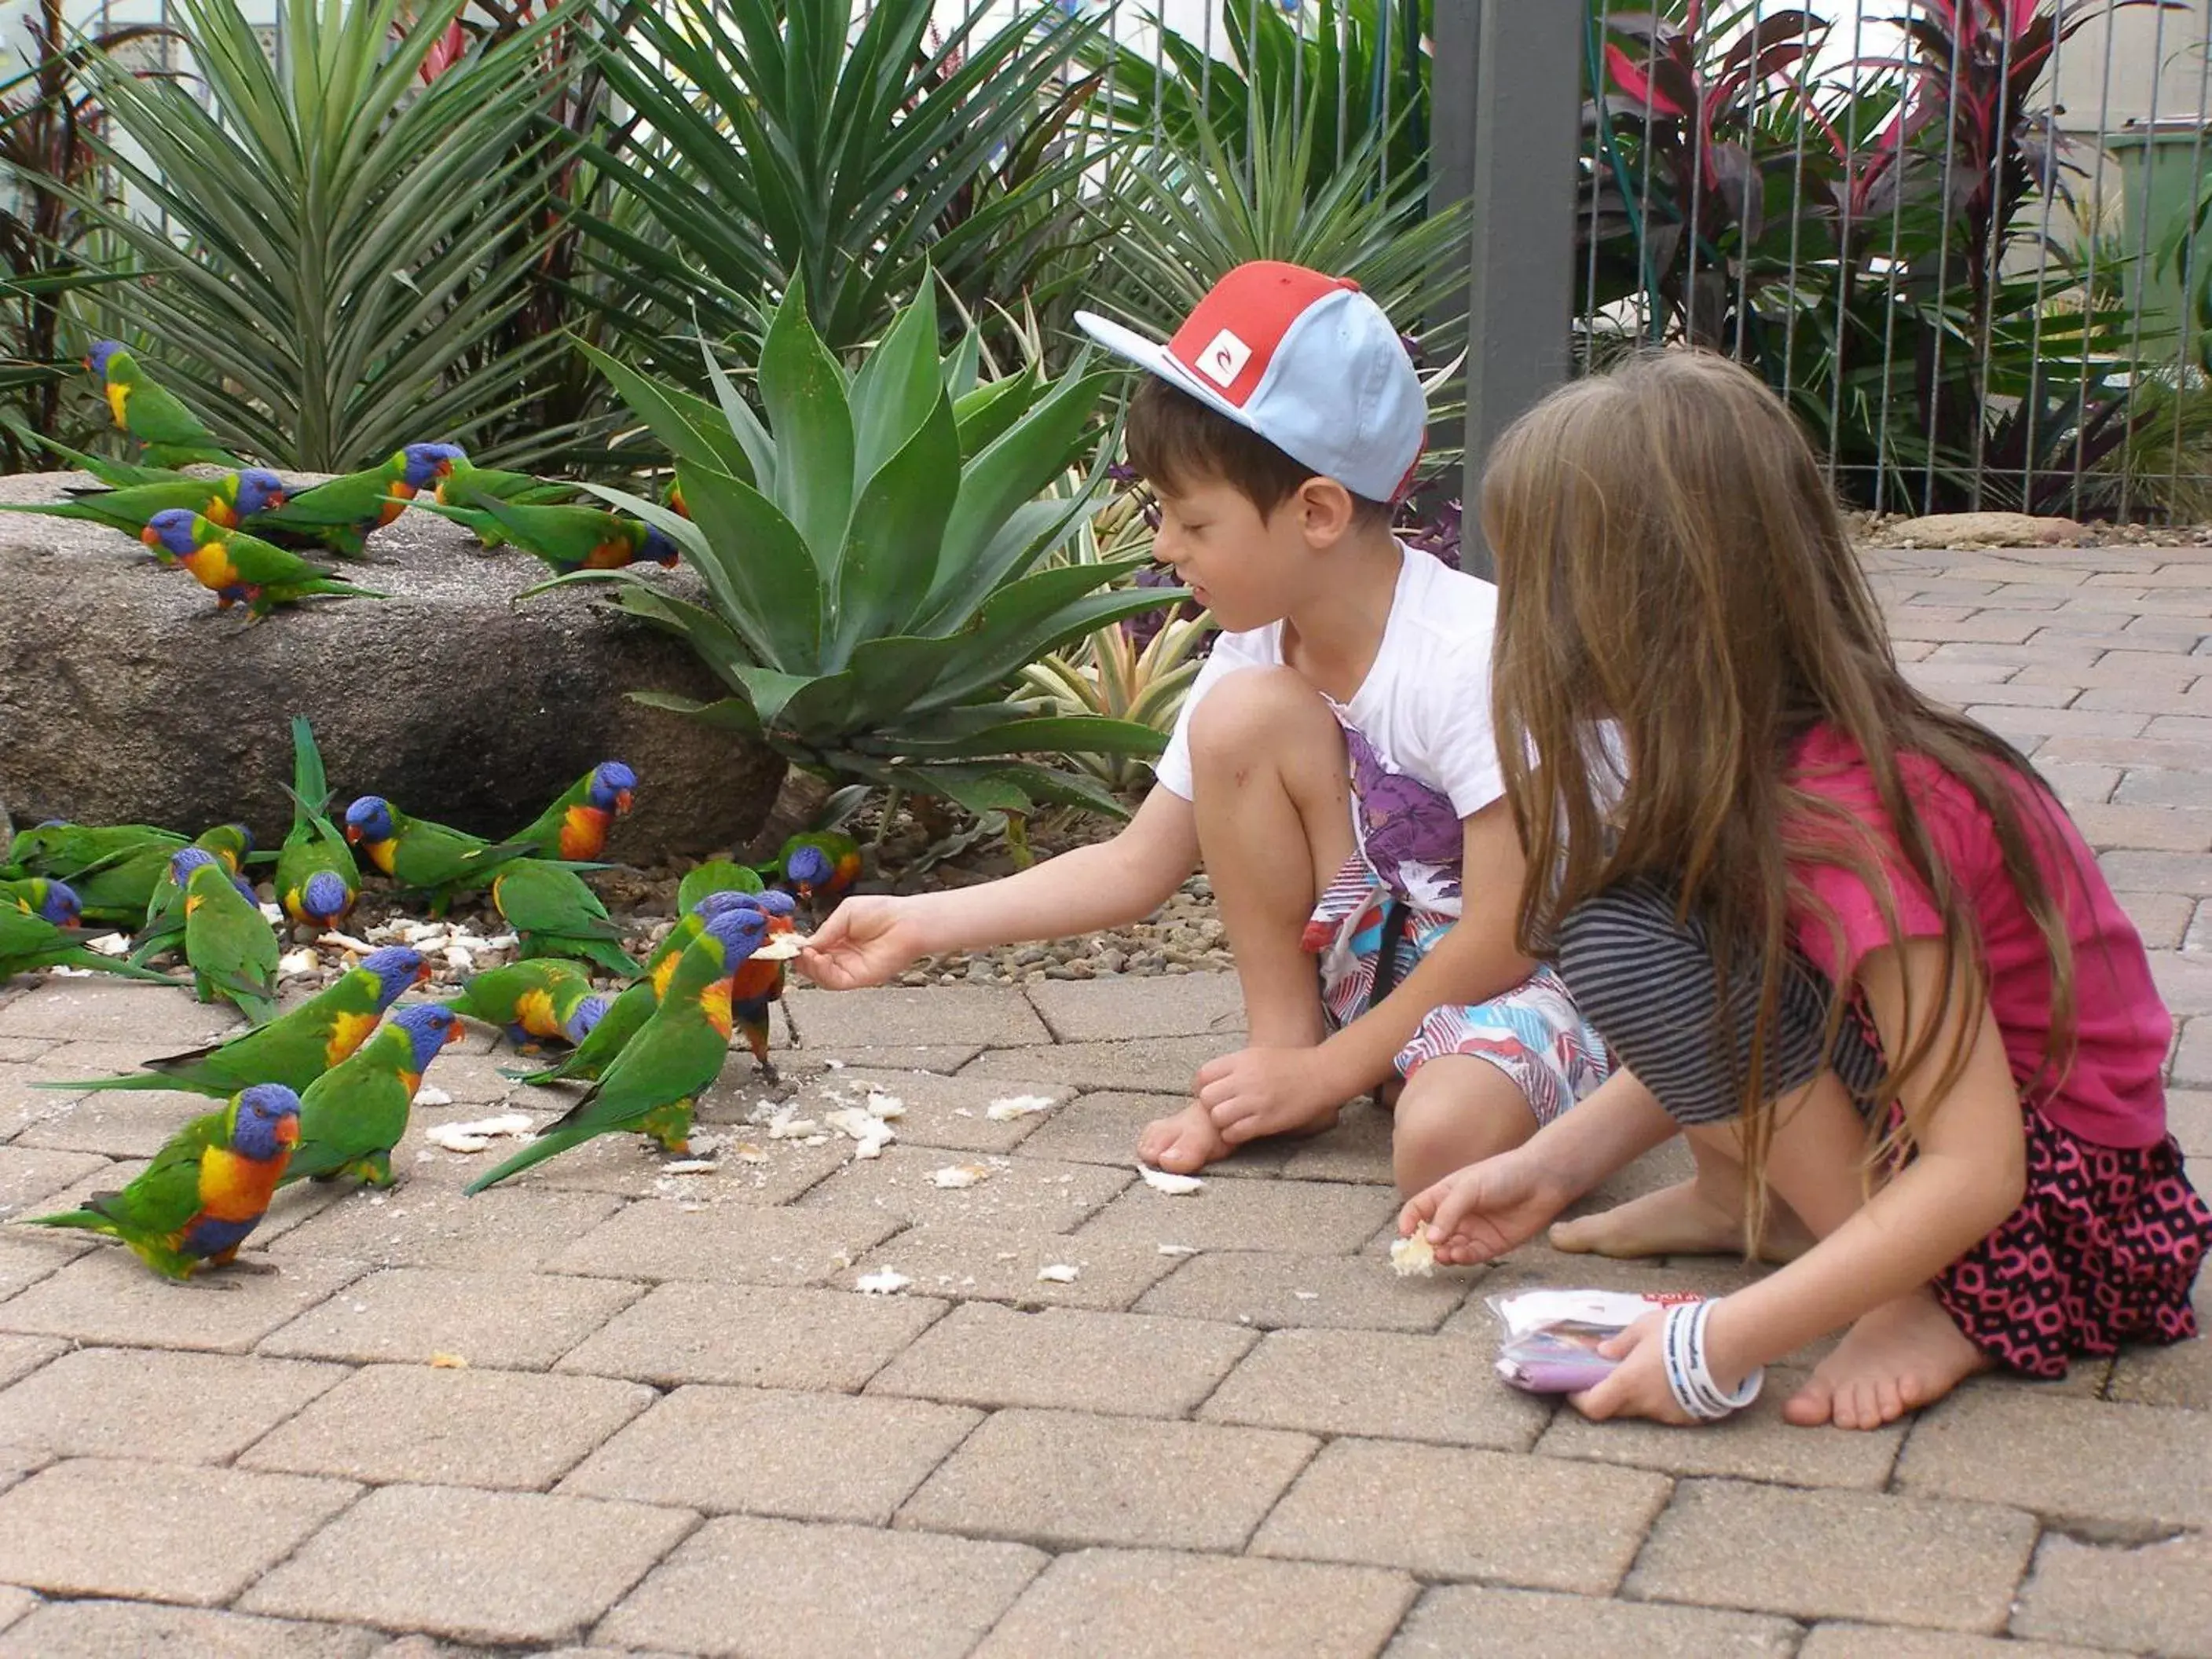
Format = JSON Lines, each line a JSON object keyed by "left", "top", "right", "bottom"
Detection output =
{"left": 890, "top": 873, "right": 1231, "bottom": 988}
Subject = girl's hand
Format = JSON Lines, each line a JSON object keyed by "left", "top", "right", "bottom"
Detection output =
{"left": 1568, "top": 1310, "right": 1697, "bottom": 1426}
{"left": 1397, "top": 1149, "right": 1568, "bottom": 1265}
{"left": 796, "top": 895, "right": 930, "bottom": 990}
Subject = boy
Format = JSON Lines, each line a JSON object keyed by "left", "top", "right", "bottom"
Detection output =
{"left": 798, "top": 261, "right": 1607, "bottom": 1191}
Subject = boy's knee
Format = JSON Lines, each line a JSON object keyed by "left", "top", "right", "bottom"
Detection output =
{"left": 1390, "top": 1060, "right": 1536, "bottom": 1195}
{"left": 1186, "top": 667, "right": 1335, "bottom": 770}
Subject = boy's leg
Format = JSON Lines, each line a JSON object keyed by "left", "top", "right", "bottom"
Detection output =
{"left": 1390, "top": 1055, "right": 1540, "bottom": 1197}
{"left": 1138, "top": 666, "right": 1358, "bottom": 1174}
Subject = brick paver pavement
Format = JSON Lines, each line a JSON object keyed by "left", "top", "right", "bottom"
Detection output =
{"left": 0, "top": 542, "right": 2207, "bottom": 1655}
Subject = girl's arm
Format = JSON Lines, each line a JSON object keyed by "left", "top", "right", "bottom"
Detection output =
{"left": 799, "top": 787, "right": 1201, "bottom": 990}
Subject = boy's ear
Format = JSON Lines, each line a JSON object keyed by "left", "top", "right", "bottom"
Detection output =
{"left": 1294, "top": 475, "right": 1357, "bottom": 546}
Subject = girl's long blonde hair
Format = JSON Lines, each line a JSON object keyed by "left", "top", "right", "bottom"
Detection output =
{"left": 1482, "top": 351, "right": 2075, "bottom": 1229}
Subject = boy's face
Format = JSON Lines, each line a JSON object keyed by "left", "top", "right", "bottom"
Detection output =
{"left": 1148, "top": 477, "right": 1324, "bottom": 633}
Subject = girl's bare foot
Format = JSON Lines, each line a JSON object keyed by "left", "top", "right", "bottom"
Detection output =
{"left": 1784, "top": 1290, "right": 1990, "bottom": 1430}
{"left": 1548, "top": 1177, "right": 1815, "bottom": 1262}
{"left": 1137, "top": 1101, "right": 1235, "bottom": 1174}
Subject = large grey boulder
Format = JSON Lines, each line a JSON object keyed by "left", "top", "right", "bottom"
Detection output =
{"left": 0, "top": 472, "right": 784, "bottom": 862}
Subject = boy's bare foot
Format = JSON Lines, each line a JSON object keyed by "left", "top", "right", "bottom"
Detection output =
{"left": 1137, "top": 1101, "right": 1235, "bottom": 1174}
{"left": 1548, "top": 1177, "right": 1815, "bottom": 1262}
{"left": 1784, "top": 1291, "right": 1990, "bottom": 1430}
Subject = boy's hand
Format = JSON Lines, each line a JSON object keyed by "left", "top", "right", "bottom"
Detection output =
{"left": 796, "top": 895, "right": 929, "bottom": 990}
{"left": 1196, "top": 1046, "right": 1339, "bottom": 1142}
{"left": 1397, "top": 1149, "right": 1566, "bottom": 1265}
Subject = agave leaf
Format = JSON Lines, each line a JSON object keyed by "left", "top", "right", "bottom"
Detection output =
{"left": 575, "top": 339, "right": 756, "bottom": 482}
{"left": 756, "top": 279, "right": 855, "bottom": 572}
{"left": 850, "top": 287, "right": 947, "bottom": 490}
{"left": 628, "top": 691, "right": 765, "bottom": 739}
{"left": 671, "top": 461, "right": 824, "bottom": 670}
{"left": 829, "top": 389, "right": 961, "bottom": 666}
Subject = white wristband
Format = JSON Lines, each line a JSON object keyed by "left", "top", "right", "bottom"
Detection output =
{"left": 1661, "top": 1301, "right": 1763, "bottom": 1420}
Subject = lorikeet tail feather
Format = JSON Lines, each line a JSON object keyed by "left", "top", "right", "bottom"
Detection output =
{"left": 43, "top": 952, "right": 179, "bottom": 985}
{"left": 289, "top": 717, "right": 332, "bottom": 824}
{"left": 19, "top": 1204, "right": 115, "bottom": 1232}
{"left": 576, "top": 939, "right": 643, "bottom": 977}
{"left": 463, "top": 1126, "right": 592, "bottom": 1195}
{"left": 34, "top": 1071, "right": 180, "bottom": 1093}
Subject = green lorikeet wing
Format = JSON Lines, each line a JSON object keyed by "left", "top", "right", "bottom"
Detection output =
{"left": 415, "top": 497, "right": 677, "bottom": 576}
{"left": 32, "top": 430, "right": 189, "bottom": 488}
{"left": 282, "top": 1005, "right": 461, "bottom": 1188}
{"left": 40, "top": 946, "right": 430, "bottom": 1097}
{"left": 9, "top": 823, "right": 182, "bottom": 881}
{"left": 58, "top": 843, "right": 180, "bottom": 928}
{"left": 343, "top": 799, "right": 535, "bottom": 915}
{"left": 181, "top": 858, "right": 280, "bottom": 1023}
{"left": 466, "top": 911, "right": 766, "bottom": 1193}
{"left": 493, "top": 862, "right": 641, "bottom": 978}
{"left": 508, "top": 762, "right": 635, "bottom": 862}
{"left": 444, "top": 958, "right": 594, "bottom": 1050}
{"left": 91, "top": 345, "right": 241, "bottom": 470}
{"left": 5, "top": 469, "right": 284, "bottom": 538}
{"left": 0, "top": 906, "right": 178, "bottom": 983}
{"left": 255, "top": 444, "right": 463, "bottom": 557}
{"left": 676, "top": 859, "right": 763, "bottom": 915}
{"left": 20, "top": 1102, "right": 232, "bottom": 1278}
{"left": 132, "top": 824, "right": 254, "bottom": 965}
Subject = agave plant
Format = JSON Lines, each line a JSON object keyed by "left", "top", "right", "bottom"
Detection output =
{"left": 73, "top": 0, "right": 579, "bottom": 471}
{"left": 552, "top": 281, "right": 1182, "bottom": 816}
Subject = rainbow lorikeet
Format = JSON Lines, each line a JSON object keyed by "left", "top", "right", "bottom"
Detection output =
{"left": 675, "top": 858, "right": 761, "bottom": 916}
{"left": 130, "top": 823, "right": 257, "bottom": 967}
{"left": 502, "top": 891, "right": 771, "bottom": 1086}
{"left": 281, "top": 1003, "right": 464, "bottom": 1188}
{"left": 251, "top": 443, "right": 467, "bottom": 559}
{"left": 31, "top": 431, "right": 193, "bottom": 489}
{"left": 276, "top": 716, "right": 359, "bottom": 932}
{"left": 728, "top": 897, "right": 802, "bottom": 1084}
{"left": 41, "top": 946, "right": 429, "bottom": 1097}
{"left": 493, "top": 861, "right": 641, "bottom": 978}
{"left": 465, "top": 906, "right": 771, "bottom": 1192}
{"left": 174, "top": 848, "right": 280, "bottom": 1024}
{"left": 20, "top": 1084, "right": 301, "bottom": 1280}
{"left": 434, "top": 458, "right": 580, "bottom": 546}
{"left": 342, "top": 797, "right": 533, "bottom": 918}
{"left": 2, "top": 468, "right": 287, "bottom": 537}
{"left": 444, "top": 958, "right": 603, "bottom": 1053}
{"left": 0, "top": 877, "right": 79, "bottom": 924}
{"left": 764, "top": 830, "right": 862, "bottom": 911}
{"left": 509, "top": 762, "right": 635, "bottom": 863}
{"left": 84, "top": 340, "right": 242, "bottom": 471}
{"left": 416, "top": 497, "right": 681, "bottom": 575}
{"left": 141, "top": 511, "right": 384, "bottom": 621}
{"left": 0, "top": 893, "right": 176, "bottom": 984}
{"left": 8, "top": 822, "right": 182, "bottom": 881}
{"left": 665, "top": 479, "right": 687, "bottom": 519}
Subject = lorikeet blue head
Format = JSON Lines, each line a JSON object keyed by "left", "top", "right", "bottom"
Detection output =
{"left": 233, "top": 1084, "right": 303, "bottom": 1158}
{"left": 343, "top": 797, "right": 395, "bottom": 846}
{"left": 28, "top": 880, "right": 80, "bottom": 925}
{"left": 566, "top": 994, "right": 609, "bottom": 1046}
{"left": 234, "top": 471, "right": 287, "bottom": 516}
{"left": 689, "top": 891, "right": 757, "bottom": 922}
{"left": 392, "top": 1003, "right": 464, "bottom": 1069}
{"left": 588, "top": 763, "right": 636, "bottom": 815}
{"left": 786, "top": 844, "right": 835, "bottom": 893}
{"left": 751, "top": 890, "right": 798, "bottom": 919}
{"left": 399, "top": 444, "right": 467, "bottom": 490}
{"left": 142, "top": 508, "right": 200, "bottom": 563}
{"left": 298, "top": 871, "right": 353, "bottom": 926}
{"left": 169, "top": 847, "right": 219, "bottom": 884}
{"left": 703, "top": 906, "right": 770, "bottom": 960}
{"left": 361, "top": 946, "right": 431, "bottom": 1007}
{"left": 640, "top": 526, "right": 682, "bottom": 569}
{"left": 84, "top": 340, "right": 127, "bottom": 380}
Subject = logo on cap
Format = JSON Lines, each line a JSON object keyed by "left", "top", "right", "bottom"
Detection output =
{"left": 1195, "top": 329, "right": 1251, "bottom": 390}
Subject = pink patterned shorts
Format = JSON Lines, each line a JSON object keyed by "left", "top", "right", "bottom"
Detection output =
{"left": 1304, "top": 855, "right": 1612, "bottom": 1126}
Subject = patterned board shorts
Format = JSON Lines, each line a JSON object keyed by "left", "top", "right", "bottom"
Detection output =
{"left": 1303, "top": 855, "right": 1612, "bottom": 1126}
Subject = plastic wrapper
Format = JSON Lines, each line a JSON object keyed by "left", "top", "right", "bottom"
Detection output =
{"left": 1489, "top": 1287, "right": 1698, "bottom": 1394}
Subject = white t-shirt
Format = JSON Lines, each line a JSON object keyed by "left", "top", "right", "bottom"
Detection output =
{"left": 1154, "top": 545, "right": 1503, "bottom": 916}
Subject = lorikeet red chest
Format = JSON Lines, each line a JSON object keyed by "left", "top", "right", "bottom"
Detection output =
{"left": 699, "top": 980, "right": 734, "bottom": 1040}
{"left": 377, "top": 482, "right": 418, "bottom": 528}
{"left": 558, "top": 805, "right": 613, "bottom": 862}
{"left": 177, "top": 1138, "right": 292, "bottom": 1258}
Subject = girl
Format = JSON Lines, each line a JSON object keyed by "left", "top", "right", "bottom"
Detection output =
{"left": 1402, "top": 351, "right": 2211, "bottom": 1430}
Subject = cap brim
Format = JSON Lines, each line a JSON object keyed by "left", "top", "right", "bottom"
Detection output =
{"left": 1073, "top": 310, "right": 1264, "bottom": 434}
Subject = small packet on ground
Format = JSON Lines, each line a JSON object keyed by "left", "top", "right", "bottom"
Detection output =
{"left": 1489, "top": 1288, "right": 1699, "bottom": 1393}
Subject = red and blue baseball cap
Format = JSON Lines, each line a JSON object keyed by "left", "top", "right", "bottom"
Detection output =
{"left": 1076, "top": 261, "right": 1427, "bottom": 504}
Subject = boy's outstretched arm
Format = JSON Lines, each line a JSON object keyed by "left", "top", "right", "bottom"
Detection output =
{"left": 797, "top": 788, "right": 1202, "bottom": 990}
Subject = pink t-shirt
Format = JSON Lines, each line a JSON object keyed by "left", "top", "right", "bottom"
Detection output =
{"left": 1787, "top": 725, "right": 2171, "bottom": 1148}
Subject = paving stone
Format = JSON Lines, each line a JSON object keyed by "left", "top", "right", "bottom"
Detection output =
{"left": 1624, "top": 1479, "right": 2037, "bottom": 1631}
{"left": 781, "top": 1068, "right": 1080, "bottom": 1155}
{"left": 0, "top": 1600, "right": 385, "bottom": 1658}
{"left": 2151, "top": 950, "right": 2212, "bottom": 1015}
{"left": 1536, "top": 1367, "right": 1903, "bottom": 1489}
{"left": 867, "top": 1301, "right": 1255, "bottom": 1417}
{"left": 1013, "top": 1089, "right": 1291, "bottom": 1175}
{"left": 240, "top": 1483, "right": 695, "bottom": 1646}
{"left": 2106, "top": 1279, "right": 2210, "bottom": 1408}
{"left": 0, "top": 1345, "right": 346, "bottom": 1461}
{"left": 1279, "top": 1101, "right": 1397, "bottom": 1183}
{"left": 1251, "top": 1437, "right": 1668, "bottom": 1593}
{"left": 2011, "top": 1530, "right": 2212, "bottom": 1657}
{"left": 796, "top": 1146, "right": 1132, "bottom": 1232}
{"left": 1136, "top": 1249, "right": 1470, "bottom": 1331}
{"left": 1024, "top": 972, "right": 1246, "bottom": 1042}
{"left": 481, "top": 1126, "right": 850, "bottom": 1205}
{"left": 2173, "top": 1017, "right": 2212, "bottom": 1087}
{"left": 1200, "top": 1327, "right": 1550, "bottom": 1448}
{"left": 0, "top": 1448, "right": 49, "bottom": 1497}
{"left": 0, "top": 1248, "right": 362, "bottom": 1353}
{"left": 550, "top": 1196, "right": 901, "bottom": 1286}
{"left": 976, "top": 1549, "right": 1415, "bottom": 1659}
{"left": 598, "top": 1514, "right": 1044, "bottom": 1659}
{"left": 0, "top": 1333, "right": 62, "bottom": 1389}
{"left": 0, "top": 1036, "right": 53, "bottom": 1064}
{"left": 2030, "top": 760, "right": 2121, "bottom": 810}
{"left": 0, "top": 979, "right": 238, "bottom": 1043}
{"left": 786, "top": 984, "right": 1049, "bottom": 1049}
{"left": 560, "top": 1383, "right": 980, "bottom": 1523}
{"left": 1076, "top": 1174, "right": 1399, "bottom": 1254}
{"left": 2103, "top": 848, "right": 2212, "bottom": 896}
{"left": 787, "top": 1043, "right": 987, "bottom": 1075}
{"left": 9, "top": 1070, "right": 223, "bottom": 1158}
{"left": 1962, "top": 705, "right": 2148, "bottom": 743}
{"left": 0, "top": 1591, "right": 29, "bottom": 1636}
{"left": 1895, "top": 1388, "right": 2212, "bottom": 1528}
{"left": 0, "top": 1229, "right": 90, "bottom": 1300}
{"left": 2172, "top": 1090, "right": 2212, "bottom": 1156}
{"left": 2068, "top": 803, "right": 2212, "bottom": 851}
{"left": 841, "top": 1224, "right": 1181, "bottom": 1311}
{"left": 961, "top": 1034, "right": 1225, "bottom": 1093}
{"left": 0, "top": 1064, "right": 62, "bottom": 1140}
{"left": 898, "top": 1408, "right": 1314, "bottom": 1551}
{"left": 240, "top": 1364, "right": 654, "bottom": 1489}
{"left": 1795, "top": 1627, "right": 2107, "bottom": 1659}
{"left": 258, "top": 1267, "right": 642, "bottom": 1369}
{"left": 0, "top": 1457, "right": 356, "bottom": 1605}
{"left": 1384, "top": 1585, "right": 1798, "bottom": 1658}
{"left": 555, "top": 1280, "right": 945, "bottom": 1389}
{"left": 266, "top": 1184, "right": 625, "bottom": 1273}
{"left": 0, "top": 1144, "right": 108, "bottom": 1218}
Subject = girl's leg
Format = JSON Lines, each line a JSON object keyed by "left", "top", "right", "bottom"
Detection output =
{"left": 1551, "top": 1133, "right": 1816, "bottom": 1262}
{"left": 1390, "top": 1055, "right": 1541, "bottom": 1197}
{"left": 1137, "top": 667, "right": 1357, "bottom": 1174}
